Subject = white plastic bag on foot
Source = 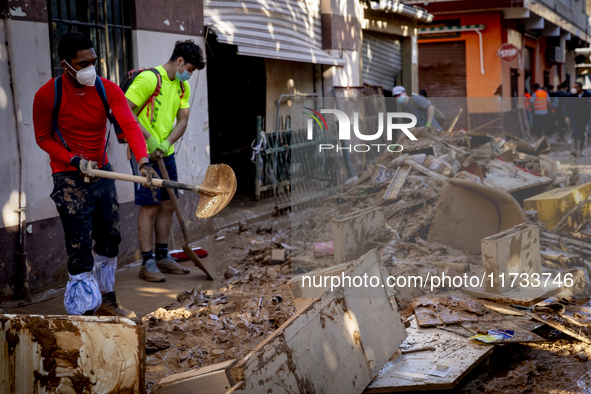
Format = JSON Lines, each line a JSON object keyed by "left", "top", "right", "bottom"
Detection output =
{"left": 92, "top": 254, "right": 117, "bottom": 294}
{"left": 64, "top": 272, "right": 101, "bottom": 315}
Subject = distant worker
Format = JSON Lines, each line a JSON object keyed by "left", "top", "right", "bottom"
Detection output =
{"left": 419, "top": 89, "right": 428, "bottom": 98}
{"left": 553, "top": 81, "right": 570, "bottom": 140}
{"left": 393, "top": 86, "right": 440, "bottom": 128}
{"left": 33, "top": 32, "right": 158, "bottom": 317}
{"left": 125, "top": 40, "right": 206, "bottom": 282}
{"left": 530, "top": 83, "right": 551, "bottom": 136}
{"left": 524, "top": 91, "right": 532, "bottom": 126}
{"left": 565, "top": 82, "right": 591, "bottom": 156}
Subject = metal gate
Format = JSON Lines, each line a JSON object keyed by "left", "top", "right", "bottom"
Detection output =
{"left": 253, "top": 98, "right": 349, "bottom": 206}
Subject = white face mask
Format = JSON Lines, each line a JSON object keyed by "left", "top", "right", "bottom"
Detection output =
{"left": 65, "top": 61, "right": 96, "bottom": 86}
{"left": 572, "top": 88, "right": 579, "bottom": 95}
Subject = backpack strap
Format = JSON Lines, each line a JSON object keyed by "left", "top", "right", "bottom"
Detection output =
{"left": 179, "top": 80, "right": 185, "bottom": 100}
{"left": 52, "top": 76, "right": 71, "bottom": 152}
{"left": 95, "top": 76, "right": 117, "bottom": 125}
{"left": 138, "top": 68, "right": 162, "bottom": 123}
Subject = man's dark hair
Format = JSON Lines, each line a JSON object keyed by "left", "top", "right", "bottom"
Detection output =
{"left": 545, "top": 85, "right": 554, "bottom": 91}
{"left": 170, "top": 40, "right": 206, "bottom": 70}
{"left": 419, "top": 89, "right": 428, "bottom": 98}
{"left": 559, "top": 81, "right": 568, "bottom": 89}
{"left": 58, "top": 32, "right": 94, "bottom": 63}
{"left": 533, "top": 83, "right": 540, "bottom": 90}
{"left": 575, "top": 82, "right": 583, "bottom": 89}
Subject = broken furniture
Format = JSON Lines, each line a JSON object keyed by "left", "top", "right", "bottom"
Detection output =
{"left": 524, "top": 182, "right": 591, "bottom": 232}
{"left": 481, "top": 224, "right": 541, "bottom": 294}
{"left": 331, "top": 207, "right": 385, "bottom": 264}
{"left": 482, "top": 158, "right": 552, "bottom": 204}
{"left": 154, "top": 249, "right": 407, "bottom": 394}
{"left": 429, "top": 178, "right": 526, "bottom": 255}
{"left": 365, "top": 318, "right": 494, "bottom": 392}
{"left": 0, "top": 314, "right": 145, "bottom": 393}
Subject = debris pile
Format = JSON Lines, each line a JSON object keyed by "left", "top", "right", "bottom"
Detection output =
{"left": 146, "top": 126, "right": 591, "bottom": 393}
{"left": 142, "top": 222, "right": 295, "bottom": 388}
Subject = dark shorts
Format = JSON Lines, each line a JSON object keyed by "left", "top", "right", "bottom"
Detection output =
{"left": 132, "top": 153, "right": 179, "bottom": 205}
{"left": 51, "top": 163, "right": 121, "bottom": 276}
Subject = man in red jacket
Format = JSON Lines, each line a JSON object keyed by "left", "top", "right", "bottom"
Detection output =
{"left": 33, "top": 32, "right": 158, "bottom": 317}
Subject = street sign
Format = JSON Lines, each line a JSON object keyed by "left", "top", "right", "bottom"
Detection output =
{"left": 498, "top": 43, "right": 519, "bottom": 62}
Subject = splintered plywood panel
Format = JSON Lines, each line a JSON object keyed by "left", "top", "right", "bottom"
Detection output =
{"left": 483, "top": 158, "right": 552, "bottom": 194}
{"left": 365, "top": 320, "right": 493, "bottom": 393}
{"left": 331, "top": 207, "right": 386, "bottom": 264}
{"left": 0, "top": 314, "right": 144, "bottom": 394}
{"left": 482, "top": 224, "right": 541, "bottom": 294}
{"left": 226, "top": 249, "right": 406, "bottom": 394}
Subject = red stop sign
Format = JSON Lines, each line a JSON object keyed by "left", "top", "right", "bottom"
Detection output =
{"left": 498, "top": 43, "right": 519, "bottom": 62}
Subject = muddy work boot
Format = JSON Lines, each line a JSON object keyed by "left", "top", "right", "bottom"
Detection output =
{"left": 156, "top": 254, "right": 190, "bottom": 274}
{"left": 96, "top": 291, "right": 137, "bottom": 318}
{"left": 139, "top": 258, "right": 166, "bottom": 282}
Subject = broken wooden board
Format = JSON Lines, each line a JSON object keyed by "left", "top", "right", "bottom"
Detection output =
{"left": 404, "top": 158, "right": 448, "bottom": 183}
{"left": 462, "top": 284, "right": 562, "bottom": 307}
{"left": 152, "top": 359, "right": 235, "bottom": 394}
{"left": 528, "top": 308, "right": 591, "bottom": 344}
{"left": 0, "top": 314, "right": 145, "bottom": 394}
{"left": 383, "top": 165, "right": 411, "bottom": 201}
{"left": 331, "top": 207, "right": 386, "bottom": 264}
{"left": 524, "top": 182, "right": 591, "bottom": 232}
{"left": 364, "top": 319, "right": 493, "bottom": 393}
{"left": 226, "top": 249, "right": 407, "bottom": 394}
{"left": 483, "top": 158, "right": 552, "bottom": 203}
{"left": 482, "top": 224, "right": 541, "bottom": 294}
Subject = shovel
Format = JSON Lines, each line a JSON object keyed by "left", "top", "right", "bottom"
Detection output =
{"left": 85, "top": 161, "right": 236, "bottom": 219}
{"left": 85, "top": 160, "right": 238, "bottom": 280}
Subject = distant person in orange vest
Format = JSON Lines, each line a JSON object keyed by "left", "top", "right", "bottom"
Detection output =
{"left": 530, "top": 83, "right": 550, "bottom": 137}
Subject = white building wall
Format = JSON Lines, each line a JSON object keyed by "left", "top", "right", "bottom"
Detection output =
{"left": 0, "top": 19, "right": 21, "bottom": 230}
{"left": 5, "top": 20, "right": 54, "bottom": 226}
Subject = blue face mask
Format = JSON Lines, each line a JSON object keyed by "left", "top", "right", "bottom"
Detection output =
{"left": 175, "top": 63, "right": 192, "bottom": 82}
{"left": 396, "top": 96, "right": 406, "bottom": 105}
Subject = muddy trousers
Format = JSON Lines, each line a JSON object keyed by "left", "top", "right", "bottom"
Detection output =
{"left": 51, "top": 163, "right": 121, "bottom": 276}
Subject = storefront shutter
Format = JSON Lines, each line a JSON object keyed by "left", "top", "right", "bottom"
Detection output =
{"left": 204, "top": 0, "right": 345, "bottom": 66}
{"left": 362, "top": 31, "right": 402, "bottom": 91}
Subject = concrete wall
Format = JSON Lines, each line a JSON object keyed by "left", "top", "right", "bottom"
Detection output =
{"left": 0, "top": 1, "right": 210, "bottom": 300}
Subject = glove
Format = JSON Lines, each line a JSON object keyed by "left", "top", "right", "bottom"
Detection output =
{"left": 146, "top": 136, "right": 160, "bottom": 154}
{"left": 139, "top": 162, "right": 160, "bottom": 189}
{"left": 158, "top": 140, "right": 171, "bottom": 155}
{"left": 149, "top": 139, "right": 171, "bottom": 161}
{"left": 426, "top": 122, "right": 432, "bottom": 127}
{"left": 70, "top": 157, "right": 98, "bottom": 178}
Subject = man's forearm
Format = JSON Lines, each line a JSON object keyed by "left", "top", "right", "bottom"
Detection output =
{"left": 165, "top": 120, "right": 188, "bottom": 145}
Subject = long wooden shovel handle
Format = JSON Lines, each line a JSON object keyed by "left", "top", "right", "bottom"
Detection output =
{"left": 156, "top": 158, "right": 214, "bottom": 280}
{"left": 156, "top": 159, "right": 190, "bottom": 243}
{"left": 88, "top": 167, "right": 220, "bottom": 196}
